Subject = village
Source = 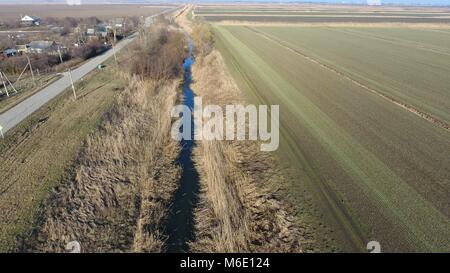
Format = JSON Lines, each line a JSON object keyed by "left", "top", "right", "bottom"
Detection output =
{"left": 1, "top": 14, "right": 139, "bottom": 62}
{"left": 0, "top": 12, "right": 141, "bottom": 108}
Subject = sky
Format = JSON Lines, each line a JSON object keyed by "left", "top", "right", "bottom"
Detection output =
{"left": 0, "top": 0, "right": 449, "bottom": 6}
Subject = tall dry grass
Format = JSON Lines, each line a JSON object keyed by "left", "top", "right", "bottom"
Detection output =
{"left": 174, "top": 5, "right": 194, "bottom": 34}
{"left": 188, "top": 46, "right": 303, "bottom": 252}
{"left": 193, "top": 140, "right": 249, "bottom": 252}
{"left": 25, "top": 19, "right": 187, "bottom": 253}
{"left": 25, "top": 76, "right": 181, "bottom": 252}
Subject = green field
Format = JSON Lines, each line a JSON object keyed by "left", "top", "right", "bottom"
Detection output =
{"left": 213, "top": 24, "right": 450, "bottom": 252}
{"left": 196, "top": 6, "right": 450, "bottom": 24}
{"left": 201, "top": 15, "right": 450, "bottom": 24}
{"left": 196, "top": 10, "right": 450, "bottom": 17}
{"left": 249, "top": 27, "right": 450, "bottom": 124}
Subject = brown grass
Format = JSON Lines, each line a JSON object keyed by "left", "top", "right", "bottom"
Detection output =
{"left": 188, "top": 48, "right": 303, "bottom": 252}
{"left": 25, "top": 76, "right": 181, "bottom": 252}
{"left": 176, "top": 6, "right": 304, "bottom": 253}
{"left": 4, "top": 18, "right": 187, "bottom": 253}
{"left": 0, "top": 64, "right": 125, "bottom": 252}
{"left": 131, "top": 79, "right": 181, "bottom": 252}
{"left": 175, "top": 5, "right": 194, "bottom": 34}
{"left": 0, "top": 74, "right": 62, "bottom": 114}
{"left": 22, "top": 18, "right": 187, "bottom": 252}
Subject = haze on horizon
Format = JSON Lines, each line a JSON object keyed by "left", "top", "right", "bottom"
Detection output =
{"left": 0, "top": 0, "right": 449, "bottom": 7}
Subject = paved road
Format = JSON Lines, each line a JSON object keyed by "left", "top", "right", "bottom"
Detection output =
{"left": 0, "top": 7, "right": 180, "bottom": 135}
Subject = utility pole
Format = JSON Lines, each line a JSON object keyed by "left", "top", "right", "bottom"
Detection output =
{"left": 16, "top": 61, "right": 30, "bottom": 82}
{"left": 1, "top": 71, "right": 17, "bottom": 94}
{"left": 58, "top": 46, "right": 77, "bottom": 100}
{"left": 68, "top": 68, "right": 76, "bottom": 100}
{"left": 0, "top": 71, "right": 9, "bottom": 97}
{"left": 112, "top": 28, "right": 118, "bottom": 66}
{"left": 27, "top": 55, "right": 35, "bottom": 84}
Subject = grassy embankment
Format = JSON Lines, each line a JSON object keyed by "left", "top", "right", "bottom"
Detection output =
{"left": 24, "top": 19, "right": 186, "bottom": 253}
{"left": 1, "top": 18, "right": 186, "bottom": 252}
{"left": 0, "top": 74, "right": 61, "bottom": 114}
{"left": 178, "top": 10, "right": 317, "bottom": 253}
{"left": 0, "top": 60, "right": 126, "bottom": 252}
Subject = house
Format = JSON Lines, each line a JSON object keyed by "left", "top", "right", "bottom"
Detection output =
{"left": 113, "top": 18, "right": 125, "bottom": 29}
{"left": 86, "top": 28, "right": 95, "bottom": 36}
{"left": 86, "top": 25, "right": 109, "bottom": 40}
{"left": 50, "top": 26, "right": 64, "bottom": 33}
{"left": 96, "top": 25, "right": 108, "bottom": 38}
{"left": 21, "top": 15, "right": 41, "bottom": 26}
{"left": 96, "top": 24, "right": 107, "bottom": 32}
{"left": 2, "top": 48, "right": 18, "bottom": 57}
{"left": 16, "top": 44, "right": 29, "bottom": 54}
{"left": 28, "top": 41, "right": 58, "bottom": 54}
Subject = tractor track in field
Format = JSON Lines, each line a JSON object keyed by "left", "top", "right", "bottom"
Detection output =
{"left": 331, "top": 28, "right": 450, "bottom": 57}
{"left": 245, "top": 26, "right": 450, "bottom": 134}
{"left": 214, "top": 30, "right": 367, "bottom": 252}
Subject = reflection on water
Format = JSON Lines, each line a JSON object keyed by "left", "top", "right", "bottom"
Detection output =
{"left": 165, "top": 42, "right": 200, "bottom": 253}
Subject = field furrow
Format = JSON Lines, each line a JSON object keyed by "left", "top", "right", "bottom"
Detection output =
{"left": 332, "top": 28, "right": 450, "bottom": 57}
{"left": 213, "top": 25, "right": 450, "bottom": 252}
{"left": 251, "top": 26, "right": 450, "bottom": 124}
{"left": 244, "top": 26, "right": 450, "bottom": 133}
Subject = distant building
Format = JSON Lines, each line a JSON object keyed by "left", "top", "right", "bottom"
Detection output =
{"left": 16, "top": 44, "right": 29, "bottom": 54}
{"left": 21, "top": 15, "right": 41, "bottom": 26}
{"left": 28, "top": 41, "right": 58, "bottom": 54}
{"left": 113, "top": 18, "right": 125, "bottom": 29}
{"left": 86, "top": 25, "right": 109, "bottom": 40}
{"left": 86, "top": 28, "right": 95, "bottom": 36}
{"left": 2, "top": 48, "right": 18, "bottom": 57}
{"left": 95, "top": 25, "right": 108, "bottom": 37}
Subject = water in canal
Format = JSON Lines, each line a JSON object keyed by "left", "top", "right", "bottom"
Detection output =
{"left": 165, "top": 42, "right": 200, "bottom": 253}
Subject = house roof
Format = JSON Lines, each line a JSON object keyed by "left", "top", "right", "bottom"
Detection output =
{"left": 96, "top": 25, "right": 107, "bottom": 32}
{"left": 28, "top": 41, "right": 56, "bottom": 50}
{"left": 3, "top": 48, "right": 17, "bottom": 54}
{"left": 21, "top": 15, "right": 40, "bottom": 21}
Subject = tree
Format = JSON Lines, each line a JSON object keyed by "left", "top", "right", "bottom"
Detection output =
{"left": 191, "top": 22, "right": 213, "bottom": 57}
{"left": 71, "top": 38, "right": 105, "bottom": 60}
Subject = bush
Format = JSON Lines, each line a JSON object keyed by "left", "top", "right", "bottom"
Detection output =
{"left": 0, "top": 54, "right": 62, "bottom": 75}
{"left": 126, "top": 21, "right": 186, "bottom": 81}
{"left": 3, "top": 19, "right": 20, "bottom": 29}
{"left": 71, "top": 38, "right": 106, "bottom": 60}
{"left": 191, "top": 22, "right": 214, "bottom": 57}
{"left": 0, "top": 37, "right": 14, "bottom": 50}
{"left": 123, "top": 16, "right": 141, "bottom": 37}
